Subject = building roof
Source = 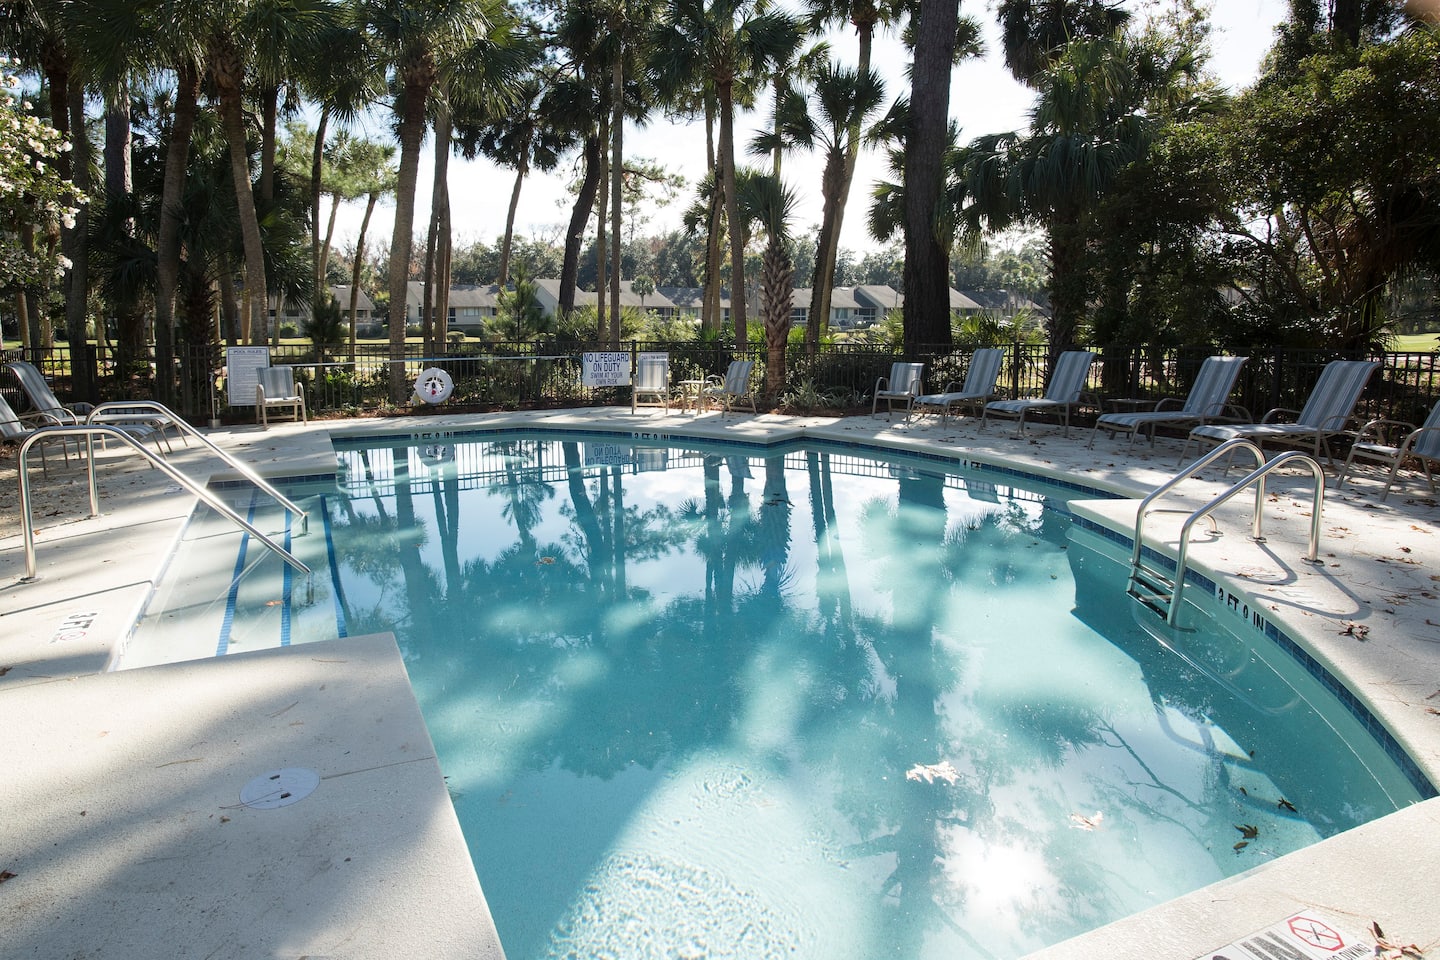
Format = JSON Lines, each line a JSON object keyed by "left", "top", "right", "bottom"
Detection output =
{"left": 330, "top": 285, "right": 375, "bottom": 312}
{"left": 537, "top": 279, "right": 678, "bottom": 310}
{"left": 853, "top": 285, "right": 903, "bottom": 311}
{"left": 405, "top": 281, "right": 502, "bottom": 309}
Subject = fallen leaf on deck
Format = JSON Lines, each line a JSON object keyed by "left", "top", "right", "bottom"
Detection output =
{"left": 1340, "top": 621, "right": 1370, "bottom": 640}
{"left": 0, "top": 870, "right": 15, "bottom": 883}
{"left": 1370, "top": 920, "right": 1426, "bottom": 959}
{"left": 905, "top": 761, "right": 960, "bottom": 784}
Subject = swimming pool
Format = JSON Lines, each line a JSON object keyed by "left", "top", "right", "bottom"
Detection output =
{"left": 124, "top": 430, "right": 1430, "bottom": 960}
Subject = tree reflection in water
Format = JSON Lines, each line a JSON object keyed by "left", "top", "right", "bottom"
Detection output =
{"left": 321, "top": 437, "right": 1418, "bottom": 960}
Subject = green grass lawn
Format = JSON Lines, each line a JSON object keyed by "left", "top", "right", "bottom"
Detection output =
{"left": 1391, "top": 333, "right": 1440, "bottom": 352}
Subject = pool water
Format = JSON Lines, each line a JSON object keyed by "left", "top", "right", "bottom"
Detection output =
{"left": 127, "top": 433, "right": 1426, "bottom": 960}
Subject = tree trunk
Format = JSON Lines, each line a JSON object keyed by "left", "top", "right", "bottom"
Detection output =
{"left": 811, "top": 23, "right": 876, "bottom": 355}
{"left": 561, "top": 133, "right": 600, "bottom": 320}
{"left": 719, "top": 80, "right": 746, "bottom": 344}
{"left": 596, "top": 107, "right": 609, "bottom": 339}
{"left": 433, "top": 100, "right": 452, "bottom": 355}
{"left": 349, "top": 191, "right": 378, "bottom": 359}
{"left": 105, "top": 86, "right": 146, "bottom": 376}
{"left": 64, "top": 78, "right": 95, "bottom": 401}
{"left": 499, "top": 159, "right": 526, "bottom": 286}
{"left": 702, "top": 95, "right": 722, "bottom": 335}
{"left": 609, "top": 52, "right": 624, "bottom": 346}
{"left": 902, "top": 0, "right": 959, "bottom": 354}
{"left": 1046, "top": 205, "right": 1086, "bottom": 359}
{"left": 156, "top": 58, "right": 202, "bottom": 402}
{"left": 259, "top": 84, "right": 278, "bottom": 203}
{"left": 762, "top": 241, "right": 794, "bottom": 398}
{"left": 808, "top": 150, "right": 848, "bottom": 352}
{"left": 388, "top": 60, "right": 434, "bottom": 401}
{"left": 311, "top": 104, "right": 330, "bottom": 295}
{"left": 212, "top": 34, "right": 269, "bottom": 347}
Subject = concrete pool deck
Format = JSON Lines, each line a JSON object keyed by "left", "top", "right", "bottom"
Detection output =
{"left": 2, "top": 405, "right": 1438, "bottom": 958}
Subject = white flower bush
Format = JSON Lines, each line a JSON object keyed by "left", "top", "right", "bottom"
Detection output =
{"left": 0, "top": 59, "right": 85, "bottom": 292}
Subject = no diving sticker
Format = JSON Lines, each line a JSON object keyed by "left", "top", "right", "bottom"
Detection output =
{"left": 1197, "top": 911, "right": 1370, "bottom": 960}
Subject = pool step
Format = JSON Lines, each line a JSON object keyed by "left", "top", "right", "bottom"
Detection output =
{"left": 120, "top": 492, "right": 342, "bottom": 669}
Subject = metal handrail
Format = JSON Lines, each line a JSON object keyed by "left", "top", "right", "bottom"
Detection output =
{"left": 1167, "top": 451, "right": 1326, "bottom": 624}
{"left": 86, "top": 400, "right": 308, "bottom": 534}
{"left": 1131, "top": 438, "right": 1266, "bottom": 568}
{"left": 16, "top": 425, "right": 313, "bottom": 601}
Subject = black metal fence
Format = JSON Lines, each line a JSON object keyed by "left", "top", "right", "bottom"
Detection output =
{"left": 4, "top": 339, "right": 1438, "bottom": 428}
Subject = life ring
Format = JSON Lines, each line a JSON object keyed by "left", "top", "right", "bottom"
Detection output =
{"left": 415, "top": 367, "right": 454, "bottom": 404}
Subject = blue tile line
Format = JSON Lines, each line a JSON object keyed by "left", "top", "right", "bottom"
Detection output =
{"left": 1072, "top": 514, "right": 1437, "bottom": 799}
{"left": 280, "top": 510, "right": 293, "bottom": 647}
{"left": 215, "top": 490, "right": 259, "bottom": 658}
{"left": 321, "top": 494, "right": 349, "bottom": 638}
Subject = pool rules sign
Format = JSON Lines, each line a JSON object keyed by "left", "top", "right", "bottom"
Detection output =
{"left": 1195, "top": 911, "right": 1371, "bottom": 960}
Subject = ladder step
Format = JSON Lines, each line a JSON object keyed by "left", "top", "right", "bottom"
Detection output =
{"left": 1127, "top": 562, "right": 1176, "bottom": 619}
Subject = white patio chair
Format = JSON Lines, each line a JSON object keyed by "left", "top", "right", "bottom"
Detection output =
{"left": 872, "top": 361, "right": 925, "bottom": 420}
{"left": 700, "top": 360, "right": 758, "bottom": 416}
{"left": 981, "top": 351, "right": 1096, "bottom": 436}
{"left": 1183, "top": 359, "right": 1379, "bottom": 467}
{"left": 256, "top": 365, "right": 307, "bottom": 428}
{"left": 632, "top": 355, "right": 671, "bottom": 413}
{"left": 1088, "top": 355, "right": 1249, "bottom": 448}
{"left": 914, "top": 349, "right": 1004, "bottom": 423}
{"left": 1337, "top": 401, "right": 1440, "bottom": 500}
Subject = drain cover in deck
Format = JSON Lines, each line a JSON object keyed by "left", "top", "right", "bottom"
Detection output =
{"left": 239, "top": 767, "right": 320, "bottom": 810}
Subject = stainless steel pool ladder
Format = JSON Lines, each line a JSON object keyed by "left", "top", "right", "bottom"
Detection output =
{"left": 1128, "top": 438, "right": 1325, "bottom": 624}
{"left": 15, "top": 420, "right": 313, "bottom": 602}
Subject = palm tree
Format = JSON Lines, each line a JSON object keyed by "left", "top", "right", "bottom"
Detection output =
{"left": 356, "top": 0, "right": 505, "bottom": 400}
{"left": 651, "top": 0, "right": 803, "bottom": 346}
{"left": 343, "top": 140, "right": 398, "bottom": 357}
{"left": 901, "top": 0, "right": 983, "bottom": 353}
{"left": 207, "top": 0, "right": 334, "bottom": 344}
{"left": 997, "top": 0, "right": 1129, "bottom": 86}
{"left": 461, "top": 72, "right": 571, "bottom": 286}
{"left": 737, "top": 169, "right": 796, "bottom": 399}
{"left": 753, "top": 58, "right": 884, "bottom": 351}
{"left": 953, "top": 34, "right": 1188, "bottom": 356}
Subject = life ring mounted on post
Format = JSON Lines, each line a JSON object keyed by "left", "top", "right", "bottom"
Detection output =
{"left": 415, "top": 367, "right": 454, "bottom": 404}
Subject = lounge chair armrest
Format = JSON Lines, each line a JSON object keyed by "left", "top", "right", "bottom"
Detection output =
{"left": 1400, "top": 425, "right": 1440, "bottom": 453}
{"left": 1353, "top": 417, "right": 1416, "bottom": 444}
{"left": 1210, "top": 403, "right": 1252, "bottom": 423}
{"left": 19, "top": 410, "right": 67, "bottom": 427}
{"left": 1258, "top": 406, "right": 1300, "bottom": 424}
{"left": 873, "top": 376, "right": 890, "bottom": 393}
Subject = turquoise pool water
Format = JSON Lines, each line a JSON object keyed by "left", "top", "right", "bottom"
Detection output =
{"left": 138, "top": 432, "right": 1428, "bottom": 959}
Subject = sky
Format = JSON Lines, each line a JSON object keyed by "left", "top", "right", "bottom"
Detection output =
{"left": 328, "top": 0, "right": 1290, "bottom": 261}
